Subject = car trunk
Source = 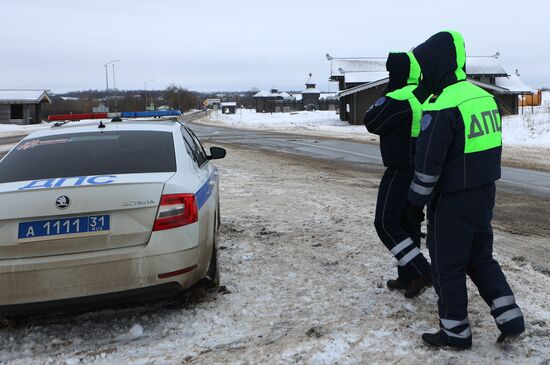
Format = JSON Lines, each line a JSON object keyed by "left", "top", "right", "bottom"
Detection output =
{"left": 0, "top": 173, "right": 174, "bottom": 260}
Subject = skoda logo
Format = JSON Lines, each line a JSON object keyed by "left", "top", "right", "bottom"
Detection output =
{"left": 55, "top": 196, "right": 71, "bottom": 209}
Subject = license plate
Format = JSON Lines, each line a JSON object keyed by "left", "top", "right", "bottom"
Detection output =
{"left": 18, "top": 215, "right": 110, "bottom": 241}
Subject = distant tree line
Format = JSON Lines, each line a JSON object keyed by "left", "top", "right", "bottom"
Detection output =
{"left": 43, "top": 86, "right": 199, "bottom": 117}
{"left": 194, "top": 88, "right": 262, "bottom": 109}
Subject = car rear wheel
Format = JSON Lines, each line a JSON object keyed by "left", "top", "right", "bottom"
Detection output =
{"left": 201, "top": 215, "right": 220, "bottom": 289}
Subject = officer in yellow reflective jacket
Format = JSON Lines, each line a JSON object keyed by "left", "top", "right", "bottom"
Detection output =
{"left": 408, "top": 31, "right": 525, "bottom": 349}
{"left": 364, "top": 52, "right": 432, "bottom": 298}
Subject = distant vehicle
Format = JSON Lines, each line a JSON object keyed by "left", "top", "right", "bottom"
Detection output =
{"left": 0, "top": 119, "right": 226, "bottom": 315}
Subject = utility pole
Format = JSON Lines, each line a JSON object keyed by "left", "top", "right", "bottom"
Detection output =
{"left": 144, "top": 79, "right": 154, "bottom": 110}
{"left": 104, "top": 60, "right": 119, "bottom": 112}
{"left": 112, "top": 62, "right": 119, "bottom": 112}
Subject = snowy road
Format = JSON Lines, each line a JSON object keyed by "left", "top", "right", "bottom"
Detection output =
{"left": 0, "top": 145, "right": 548, "bottom": 364}
{"left": 186, "top": 122, "right": 550, "bottom": 198}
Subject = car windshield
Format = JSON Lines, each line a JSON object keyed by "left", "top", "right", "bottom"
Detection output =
{"left": 0, "top": 130, "right": 176, "bottom": 183}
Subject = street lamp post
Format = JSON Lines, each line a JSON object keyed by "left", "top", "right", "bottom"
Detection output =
{"left": 104, "top": 60, "right": 119, "bottom": 112}
{"left": 144, "top": 79, "right": 154, "bottom": 110}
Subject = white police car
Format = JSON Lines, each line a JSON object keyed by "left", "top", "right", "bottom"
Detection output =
{"left": 0, "top": 119, "right": 225, "bottom": 315}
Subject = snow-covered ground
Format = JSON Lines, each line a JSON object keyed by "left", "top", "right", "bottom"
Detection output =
{"left": 502, "top": 108, "right": 550, "bottom": 147}
{"left": 203, "top": 100, "right": 550, "bottom": 149}
{"left": 0, "top": 123, "right": 50, "bottom": 138}
{"left": 1, "top": 146, "right": 548, "bottom": 364}
{"left": 204, "top": 109, "right": 376, "bottom": 142}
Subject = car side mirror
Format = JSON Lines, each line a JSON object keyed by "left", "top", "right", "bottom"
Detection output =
{"left": 208, "top": 146, "right": 226, "bottom": 160}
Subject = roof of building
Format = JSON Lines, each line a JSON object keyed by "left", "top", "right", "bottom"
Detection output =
{"left": 302, "top": 88, "right": 320, "bottom": 94}
{"left": 319, "top": 93, "right": 338, "bottom": 100}
{"left": 466, "top": 56, "right": 507, "bottom": 76}
{"left": 344, "top": 71, "right": 389, "bottom": 84}
{"left": 338, "top": 78, "right": 389, "bottom": 97}
{"left": 468, "top": 79, "right": 511, "bottom": 94}
{"left": 253, "top": 90, "right": 282, "bottom": 98}
{"left": 330, "top": 56, "right": 508, "bottom": 80}
{"left": 495, "top": 74, "right": 533, "bottom": 93}
{"left": 221, "top": 102, "right": 237, "bottom": 107}
{"left": 0, "top": 90, "right": 51, "bottom": 104}
{"left": 305, "top": 74, "right": 316, "bottom": 86}
{"left": 339, "top": 77, "right": 528, "bottom": 98}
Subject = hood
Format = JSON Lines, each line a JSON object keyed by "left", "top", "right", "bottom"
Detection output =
{"left": 385, "top": 52, "right": 421, "bottom": 92}
{"left": 413, "top": 30, "right": 467, "bottom": 96}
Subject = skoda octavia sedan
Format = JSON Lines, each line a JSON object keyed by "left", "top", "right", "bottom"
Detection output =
{"left": 0, "top": 119, "right": 226, "bottom": 315}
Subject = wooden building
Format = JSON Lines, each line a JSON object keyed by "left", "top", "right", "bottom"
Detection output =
{"left": 253, "top": 89, "right": 284, "bottom": 113}
{"left": 302, "top": 73, "right": 320, "bottom": 110}
{"left": 327, "top": 54, "right": 532, "bottom": 125}
{"left": 221, "top": 102, "right": 237, "bottom": 114}
{"left": 0, "top": 90, "right": 51, "bottom": 124}
{"left": 253, "top": 74, "right": 338, "bottom": 113}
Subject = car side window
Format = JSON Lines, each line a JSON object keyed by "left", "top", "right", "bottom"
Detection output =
{"left": 180, "top": 126, "right": 207, "bottom": 167}
{"left": 186, "top": 127, "right": 208, "bottom": 164}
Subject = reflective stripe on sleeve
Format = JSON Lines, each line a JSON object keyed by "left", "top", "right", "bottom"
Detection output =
{"left": 491, "top": 295, "right": 516, "bottom": 311}
{"left": 415, "top": 171, "right": 440, "bottom": 183}
{"left": 495, "top": 308, "right": 523, "bottom": 325}
{"left": 410, "top": 182, "right": 434, "bottom": 195}
{"left": 390, "top": 237, "right": 413, "bottom": 256}
{"left": 397, "top": 247, "right": 421, "bottom": 266}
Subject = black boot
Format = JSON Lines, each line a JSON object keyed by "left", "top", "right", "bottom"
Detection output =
{"left": 404, "top": 274, "right": 432, "bottom": 298}
{"left": 387, "top": 278, "right": 411, "bottom": 291}
{"left": 497, "top": 327, "right": 525, "bottom": 344}
{"left": 422, "top": 331, "right": 472, "bottom": 350}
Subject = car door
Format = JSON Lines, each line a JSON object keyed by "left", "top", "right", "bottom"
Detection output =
{"left": 180, "top": 127, "right": 215, "bottom": 245}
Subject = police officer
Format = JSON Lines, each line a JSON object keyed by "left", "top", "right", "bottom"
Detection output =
{"left": 408, "top": 31, "right": 525, "bottom": 349}
{"left": 364, "top": 52, "right": 432, "bottom": 298}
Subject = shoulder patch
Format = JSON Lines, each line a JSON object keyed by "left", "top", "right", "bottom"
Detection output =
{"left": 421, "top": 114, "right": 432, "bottom": 131}
{"left": 374, "top": 97, "right": 386, "bottom": 107}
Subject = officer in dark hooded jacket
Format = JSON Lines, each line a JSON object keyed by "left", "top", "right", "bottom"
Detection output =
{"left": 409, "top": 31, "right": 525, "bottom": 349}
{"left": 364, "top": 52, "right": 432, "bottom": 298}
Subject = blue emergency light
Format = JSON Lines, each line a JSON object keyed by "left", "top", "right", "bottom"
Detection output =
{"left": 120, "top": 110, "right": 182, "bottom": 118}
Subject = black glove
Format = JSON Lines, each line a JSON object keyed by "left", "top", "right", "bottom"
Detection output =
{"left": 407, "top": 203, "right": 425, "bottom": 223}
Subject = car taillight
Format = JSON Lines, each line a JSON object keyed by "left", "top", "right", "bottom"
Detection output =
{"left": 153, "top": 194, "right": 198, "bottom": 231}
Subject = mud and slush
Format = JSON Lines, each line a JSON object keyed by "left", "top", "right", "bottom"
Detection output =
{"left": 0, "top": 145, "right": 548, "bottom": 364}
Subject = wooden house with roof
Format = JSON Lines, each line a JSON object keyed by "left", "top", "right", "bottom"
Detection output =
{"left": 326, "top": 54, "right": 532, "bottom": 124}
{"left": 0, "top": 90, "right": 51, "bottom": 124}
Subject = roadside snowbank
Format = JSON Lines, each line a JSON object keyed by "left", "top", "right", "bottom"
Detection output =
{"left": 502, "top": 111, "right": 550, "bottom": 147}
{"left": 204, "top": 108, "right": 550, "bottom": 148}
{"left": 205, "top": 109, "right": 377, "bottom": 142}
{"left": 0, "top": 123, "right": 50, "bottom": 137}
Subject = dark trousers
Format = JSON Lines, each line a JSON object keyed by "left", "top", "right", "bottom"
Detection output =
{"left": 375, "top": 167, "right": 431, "bottom": 283}
{"left": 428, "top": 183, "right": 524, "bottom": 343}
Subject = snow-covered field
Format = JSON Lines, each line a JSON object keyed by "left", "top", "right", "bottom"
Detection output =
{"left": 0, "top": 123, "right": 50, "bottom": 138}
{"left": 204, "top": 109, "right": 376, "bottom": 142}
{"left": 1, "top": 146, "right": 548, "bottom": 364}
{"left": 203, "top": 101, "right": 550, "bottom": 149}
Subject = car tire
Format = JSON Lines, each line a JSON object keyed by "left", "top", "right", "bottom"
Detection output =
{"left": 202, "top": 225, "right": 220, "bottom": 289}
{"left": 216, "top": 201, "right": 221, "bottom": 231}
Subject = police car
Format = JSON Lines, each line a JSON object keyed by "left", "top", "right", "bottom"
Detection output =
{"left": 0, "top": 118, "right": 225, "bottom": 315}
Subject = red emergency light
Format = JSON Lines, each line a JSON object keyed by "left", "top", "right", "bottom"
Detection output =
{"left": 47, "top": 113, "right": 108, "bottom": 122}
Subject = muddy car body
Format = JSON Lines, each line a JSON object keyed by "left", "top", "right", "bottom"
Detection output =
{"left": 0, "top": 119, "right": 224, "bottom": 315}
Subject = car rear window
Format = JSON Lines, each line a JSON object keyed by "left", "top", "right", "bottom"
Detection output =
{"left": 0, "top": 131, "right": 176, "bottom": 183}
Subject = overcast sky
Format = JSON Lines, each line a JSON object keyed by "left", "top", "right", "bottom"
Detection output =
{"left": 0, "top": 0, "right": 548, "bottom": 93}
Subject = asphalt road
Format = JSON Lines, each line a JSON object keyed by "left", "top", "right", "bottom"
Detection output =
{"left": 1, "top": 114, "right": 549, "bottom": 199}
{"left": 187, "top": 122, "right": 550, "bottom": 199}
